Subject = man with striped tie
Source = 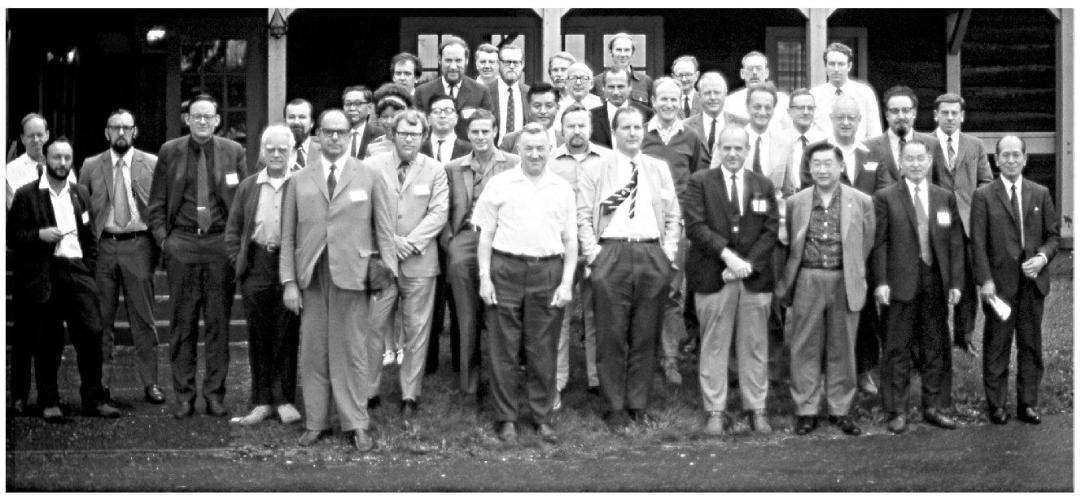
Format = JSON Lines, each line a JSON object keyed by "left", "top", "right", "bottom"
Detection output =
{"left": 284, "top": 98, "right": 318, "bottom": 172}
{"left": 577, "top": 106, "right": 681, "bottom": 432}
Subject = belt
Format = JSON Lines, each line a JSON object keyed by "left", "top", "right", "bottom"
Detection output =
{"left": 174, "top": 226, "right": 224, "bottom": 236}
{"left": 460, "top": 223, "right": 483, "bottom": 233}
{"left": 493, "top": 249, "right": 563, "bottom": 263}
{"left": 598, "top": 237, "right": 659, "bottom": 244}
{"left": 802, "top": 265, "right": 842, "bottom": 271}
{"left": 102, "top": 230, "right": 149, "bottom": 241}
{"left": 252, "top": 242, "right": 280, "bottom": 254}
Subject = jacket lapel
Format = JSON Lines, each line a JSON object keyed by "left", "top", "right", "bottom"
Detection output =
{"left": 102, "top": 154, "right": 116, "bottom": 204}
{"left": 899, "top": 182, "right": 921, "bottom": 236}
{"left": 333, "top": 159, "right": 355, "bottom": 201}
{"left": 463, "top": 156, "right": 476, "bottom": 205}
{"left": 1021, "top": 179, "right": 1036, "bottom": 230}
{"left": 309, "top": 157, "right": 330, "bottom": 201}
{"left": 794, "top": 190, "right": 812, "bottom": 253}
{"left": 993, "top": 180, "right": 1019, "bottom": 230}
{"left": 212, "top": 138, "right": 226, "bottom": 193}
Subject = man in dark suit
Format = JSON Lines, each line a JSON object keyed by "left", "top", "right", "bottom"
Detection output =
{"left": 443, "top": 110, "right": 520, "bottom": 400}
{"left": 421, "top": 95, "right": 472, "bottom": 164}
{"left": 499, "top": 82, "right": 565, "bottom": 153}
{"left": 8, "top": 137, "right": 120, "bottom": 421}
{"left": 285, "top": 98, "right": 319, "bottom": 172}
{"left": 589, "top": 68, "right": 653, "bottom": 148}
{"left": 488, "top": 43, "right": 529, "bottom": 143}
{"left": 870, "top": 86, "right": 939, "bottom": 192}
{"left": 929, "top": 93, "right": 994, "bottom": 354}
{"left": 777, "top": 142, "right": 873, "bottom": 437}
{"left": 342, "top": 86, "right": 385, "bottom": 160}
{"left": 78, "top": 109, "right": 164, "bottom": 405}
{"left": 148, "top": 94, "right": 248, "bottom": 419}
{"left": 971, "top": 135, "right": 1060, "bottom": 426}
{"left": 224, "top": 125, "right": 301, "bottom": 426}
{"left": 591, "top": 33, "right": 653, "bottom": 107}
{"left": 872, "top": 140, "right": 964, "bottom": 433}
{"left": 414, "top": 36, "right": 495, "bottom": 139}
{"left": 683, "top": 125, "right": 778, "bottom": 435}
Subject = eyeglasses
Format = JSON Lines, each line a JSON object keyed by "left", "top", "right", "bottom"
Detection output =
{"left": 499, "top": 60, "right": 523, "bottom": 67}
{"left": 189, "top": 114, "right": 218, "bottom": 123}
{"left": 395, "top": 131, "right": 423, "bottom": 140}
{"left": 108, "top": 125, "right": 136, "bottom": 133}
{"left": 790, "top": 105, "right": 815, "bottom": 112}
{"left": 673, "top": 73, "right": 697, "bottom": 79}
{"left": 319, "top": 128, "right": 350, "bottom": 138}
{"left": 887, "top": 107, "right": 915, "bottom": 115}
{"left": 263, "top": 146, "right": 291, "bottom": 155}
{"left": 430, "top": 107, "right": 456, "bottom": 116}
{"left": 344, "top": 100, "right": 370, "bottom": 108}
{"left": 568, "top": 75, "right": 592, "bottom": 84}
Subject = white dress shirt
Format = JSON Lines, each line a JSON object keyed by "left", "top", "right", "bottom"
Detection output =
{"left": 40, "top": 175, "right": 83, "bottom": 259}
{"left": 429, "top": 133, "right": 458, "bottom": 163}
{"left": 442, "top": 77, "right": 461, "bottom": 100}
{"left": 744, "top": 126, "right": 773, "bottom": 176}
{"left": 722, "top": 86, "right": 792, "bottom": 131}
{"left": 600, "top": 152, "right": 661, "bottom": 240}
{"left": 348, "top": 124, "right": 367, "bottom": 158}
{"left": 321, "top": 154, "right": 343, "bottom": 191}
{"left": 726, "top": 167, "right": 746, "bottom": 216}
{"left": 104, "top": 148, "right": 147, "bottom": 233}
{"left": 888, "top": 129, "right": 917, "bottom": 167}
{"left": 811, "top": 79, "right": 883, "bottom": 141}
{"left": 470, "top": 167, "right": 576, "bottom": 257}
{"left": 252, "top": 168, "right": 289, "bottom": 246}
{"left": 7, "top": 153, "right": 75, "bottom": 208}
{"left": 905, "top": 178, "right": 930, "bottom": 218}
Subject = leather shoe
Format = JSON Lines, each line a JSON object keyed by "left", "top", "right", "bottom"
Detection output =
{"left": 367, "top": 396, "right": 382, "bottom": 410}
{"left": 628, "top": 409, "right": 656, "bottom": 426}
{"left": 751, "top": 410, "right": 771, "bottom": 434}
{"left": 144, "top": 385, "right": 166, "bottom": 405}
{"left": 349, "top": 429, "right": 375, "bottom": 451}
{"left": 604, "top": 411, "right": 631, "bottom": 433}
{"left": 401, "top": 399, "right": 418, "bottom": 421}
{"left": 84, "top": 401, "right": 121, "bottom": 418}
{"left": 923, "top": 408, "right": 957, "bottom": 429}
{"left": 989, "top": 407, "right": 1009, "bottom": 425}
{"left": 497, "top": 421, "right": 518, "bottom": 442}
{"left": 887, "top": 414, "right": 907, "bottom": 434}
{"left": 795, "top": 415, "right": 817, "bottom": 435}
{"left": 298, "top": 429, "right": 331, "bottom": 446}
{"left": 173, "top": 400, "right": 195, "bottom": 419}
{"left": 703, "top": 411, "right": 725, "bottom": 436}
{"left": 828, "top": 415, "right": 862, "bottom": 436}
{"left": 205, "top": 399, "right": 229, "bottom": 418}
{"left": 536, "top": 423, "right": 558, "bottom": 443}
{"left": 1018, "top": 406, "right": 1041, "bottom": 425}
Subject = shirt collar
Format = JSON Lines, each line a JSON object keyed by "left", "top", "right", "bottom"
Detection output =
{"left": 442, "top": 77, "right": 460, "bottom": 92}
{"left": 888, "top": 128, "right": 914, "bottom": 143}
{"left": 1002, "top": 175, "right": 1023, "bottom": 191}
{"left": 745, "top": 125, "right": 768, "bottom": 141}
{"left": 553, "top": 143, "right": 603, "bottom": 160}
{"left": 109, "top": 148, "right": 135, "bottom": 168}
{"left": 647, "top": 115, "right": 684, "bottom": 134}
{"left": 829, "top": 136, "right": 867, "bottom": 153}
{"left": 935, "top": 128, "right": 959, "bottom": 144}
{"left": 39, "top": 173, "right": 70, "bottom": 196}
{"left": 904, "top": 177, "right": 927, "bottom": 193}
{"left": 616, "top": 150, "right": 642, "bottom": 168}
{"left": 256, "top": 167, "right": 290, "bottom": 185}
{"left": 320, "top": 154, "right": 344, "bottom": 173}
{"left": 723, "top": 166, "right": 744, "bottom": 181}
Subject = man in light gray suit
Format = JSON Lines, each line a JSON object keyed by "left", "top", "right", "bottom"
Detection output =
{"left": 366, "top": 109, "right": 449, "bottom": 427}
{"left": 280, "top": 109, "right": 396, "bottom": 451}
{"left": 78, "top": 109, "right": 164, "bottom": 406}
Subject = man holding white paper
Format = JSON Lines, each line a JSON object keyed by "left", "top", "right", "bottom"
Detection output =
{"left": 970, "top": 135, "right": 1060, "bottom": 426}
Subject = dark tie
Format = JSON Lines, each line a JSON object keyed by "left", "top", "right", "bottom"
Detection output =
{"left": 707, "top": 118, "right": 717, "bottom": 153}
{"left": 683, "top": 95, "right": 691, "bottom": 117}
{"left": 897, "top": 135, "right": 907, "bottom": 165}
{"left": 324, "top": 164, "right": 336, "bottom": 198}
{"left": 294, "top": 145, "right": 306, "bottom": 171}
{"left": 398, "top": 161, "right": 409, "bottom": 186}
{"left": 752, "top": 136, "right": 763, "bottom": 174}
{"left": 506, "top": 86, "right": 516, "bottom": 134}
{"left": 114, "top": 159, "right": 131, "bottom": 228}
{"left": 1012, "top": 184, "right": 1024, "bottom": 247}
{"left": 350, "top": 131, "right": 359, "bottom": 158}
{"left": 835, "top": 87, "right": 843, "bottom": 96}
{"left": 449, "top": 84, "right": 457, "bottom": 101}
{"left": 436, "top": 140, "right": 445, "bottom": 162}
{"left": 946, "top": 136, "right": 956, "bottom": 172}
{"left": 800, "top": 135, "right": 809, "bottom": 152}
{"left": 914, "top": 184, "right": 931, "bottom": 266}
{"left": 196, "top": 147, "right": 212, "bottom": 231}
{"left": 36, "top": 162, "right": 43, "bottom": 178}
{"left": 601, "top": 161, "right": 638, "bottom": 217}
{"left": 730, "top": 173, "right": 741, "bottom": 217}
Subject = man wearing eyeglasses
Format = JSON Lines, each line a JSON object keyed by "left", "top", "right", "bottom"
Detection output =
{"left": 148, "top": 94, "right": 248, "bottom": 419}
{"left": 556, "top": 63, "right": 603, "bottom": 132}
{"left": 671, "top": 55, "right": 701, "bottom": 120}
{"left": 723, "top": 52, "right": 791, "bottom": 132}
{"left": 488, "top": 43, "right": 529, "bottom": 144}
{"left": 342, "top": 85, "right": 385, "bottom": 160}
{"left": 78, "top": 109, "right": 164, "bottom": 407}
{"left": 422, "top": 95, "right": 472, "bottom": 165}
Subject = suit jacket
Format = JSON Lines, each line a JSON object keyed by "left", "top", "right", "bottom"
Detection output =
{"left": 367, "top": 151, "right": 449, "bottom": 279}
{"left": 279, "top": 155, "right": 395, "bottom": 290}
{"left": 736, "top": 127, "right": 794, "bottom": 195}
{"left": 224, "top": 169, "right": 290, "bottom": 280}
{"left": 682, "top": 167, "right": 779, "bottom": 294}
{"left": 486, "top": 79, "right": 529, "bottom": 141}
{"left": 414, "top": 76, "right": 495, "bottom": 138}
{"left": 871, "top": 180, "right": 965, "bottom": 302}
{"left": 351, "top": 123, "right": 385, "bottom": 160}
{"left": 7, "top": 181, "right": 97, "bottom": 303}
{"left": 420, "top": 137, "right": 471, "bottom": 163}
{"left": 866, "top": 132, "right": 938, "bottom": 192}
{"left": 676, "top": 91, "right": 704, "bottom": 120}
{"left": 800, "top": 139, "right": 876, "bottom": 195}
{"left": 929, "top": 131, "right": 993, "bottom": 236}
{"left": 499, "top": 128, "right": 565, "bottom": 154}
{"left": 577, "top": 152, "right": 681, "bottom": 262}
{"left": 589, "top": 101, "right": 654, "bottom": 148}
{"left": 971, "top": 178, "right": 1060, "bottom": 300}
{"left": 147, "top": 135, "right": 247, "bottom": 246}
{"left": 776, "top": 185, "right": 875, "bottom": 312}
{"left": 78, "top": 148, "right": 157, "bottom": 240}
{"left": 592, "top": 69, "right": 653, "bottom": 107}
{"left": 441, "top": 149, "right": 520, "bottom": 248}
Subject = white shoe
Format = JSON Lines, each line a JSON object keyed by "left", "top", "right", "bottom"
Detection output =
{"left": 552, "top": 390, "right": 563, "bottom": 411}
{"left": 230, "top": 405, "right": 272, "bottom": 426}
{"left": 395, "top": 348, "right": 404, "bottom": 365}
{"left": 382, "top": 350, "right": 396, "bottom": 366}
{"left": 277, "top": 403, "right": 302, "bottom": 424}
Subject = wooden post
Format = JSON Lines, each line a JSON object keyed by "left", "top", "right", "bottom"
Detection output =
{"left": 267, "top": 8, "right": 291, "bottom": 125}
{"left": 534, "top": 8, "right": 568, "bottom": 84}
{"left": 805, "top": 9, "right": 831, "bottom": 87}
{"left": 1056, "top": 9, "right": 1073, "bottom": 243}
{"left": 944, "top": 10, "right": 971, "bottom": 95}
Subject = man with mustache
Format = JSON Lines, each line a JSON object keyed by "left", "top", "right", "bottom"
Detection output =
{"left": 415, "top": 36, "right": 495, "bottom": 139}
{"left": 488, "top": 43, "right": 529, "bottom": 144}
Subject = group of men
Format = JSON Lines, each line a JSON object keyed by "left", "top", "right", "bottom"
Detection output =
{"left": 6, "top": 35, "right": 1060, "bottom": 449}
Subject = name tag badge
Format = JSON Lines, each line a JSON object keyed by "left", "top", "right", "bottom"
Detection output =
{"left": 81, "top": 211, "right": 90, "bottom": 224}
{"left": 225, "top": 172, "right": 239, "bottom": 186}
{"left": 349, "top": 189, "right": 369, "bottom": 202}
{"left": 936, "top": 211, "right": 951, "bottom": 226}
{"left": 863, "top": 161, "right": 878, "bottom": 171}
{"left": 460, "top": 107, "right": 476, "bottom": 120}
{"left": 752, "top": 199, "right": 767, "bottom": 213}
{"left": 414, "top": 184, "right": 431, "bottom": 196}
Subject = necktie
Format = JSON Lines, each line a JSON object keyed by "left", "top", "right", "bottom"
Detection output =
{"left": 436, "top": 140, "right": 445, "bottom": 162}
{"left": 294, "top": 144, "right": 306, "bottom": 171}
{"left": 946, "top": 136, "right": 956, "bottom": 172}
{"left": 835, "top": 87, "right": 843, "bottom": 96}
{"left": 730, "top": 173, "right": 741, "bottom": 217}
{"left": 707, "top": 117, "right": 717, "bottom": 153}
{"left": 350, "top": 131, "right": 359, "bottom": 158}
{"left": 600, "top": 161, "right": 637, "bottom": 217}
{"left": 113, "top": 159, "right": 132, "bottom": 228}
{"left": 398, "top": 161, "right": 408, "bottom": 186}
{"left": 36, "top": 162, "right": 44, "bottom": 178}
{"left": 1012, "top": 184, "right": 1024, "bottom": 247}
{"left": 800, "top": 135, "right": 809, "bottom": 151}
{"left": 506, "top": 86, "right": 516, "bottom": 134}
{"left": 196, "top": 147, "right": 212, "bottom": 231}
{"left": 897, "top": 135, "right": 907, "bottom": 166}
{"left": 327, "top": 164, "right": 337, "bottom": 196}
{"left": 752, "top": 136, "right": 763, "bottom": 174}
{"left": 683, "top": 95, "right": 691, "bottom": 117}
{"left": 448, "top": 84, "right": 457, "bottom": 101}
{"left": 914, "top": 184, "right": 931, "bottom": 266}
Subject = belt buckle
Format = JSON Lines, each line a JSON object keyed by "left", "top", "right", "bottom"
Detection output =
{"left": 266, "top": 243, "right": 280, "bottom": 253}
{"left": 195, "top": 228, "right": 207, "bottom": 236}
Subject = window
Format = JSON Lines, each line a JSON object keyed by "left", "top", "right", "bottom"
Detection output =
{"left": 180, "top": 39, "right": 248, "bottom": 142}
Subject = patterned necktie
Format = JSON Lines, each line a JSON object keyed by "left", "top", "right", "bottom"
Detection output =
{"left": 113, "top": 158, "right": 131, "bottom": 228}
{"left": 398, "top": 161, "right": 409, "bottom": 185}
{"left": 506, "top": 86, "right": 516, "bottom": 134}
{"left": 914, "top": 184, "right": 931, "bottom": 265}
{"left": 601, "top": 160, "right": 637, "bottom": 217}
{"left": 1012, "top": 184, "right": 1024, "bottom": 247}
{"left": 327, "top": 164, "right": 337, "bottom": 196}
{"left": 707, "top": 117, "right": 717, "bottom": 153}
{"left": 752, "top": 136, "right": 763, "bottom": 174}
{"left": 946, "top": 136, "right": 956, "bottom": 172}
{"left": 350, "top": 131, "right": 359, "bottom": 158}
{"left": 196, "top": 146, "right": 211, "bottom": 231}
{"left": 730, "top": 173, "right": 741, "bottom": 217}
{"left": 436, "top": 140, "right": 445, "bottom": 162}
{"left": 294, "top": 144, "right": 306, "bottom": 171}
